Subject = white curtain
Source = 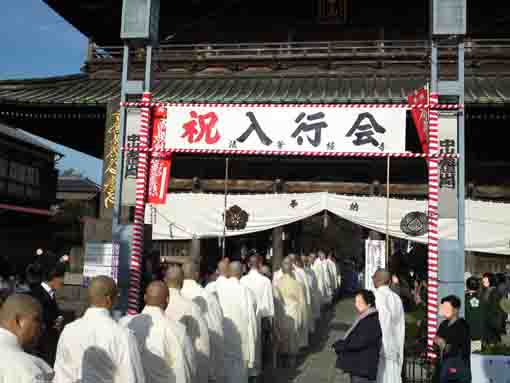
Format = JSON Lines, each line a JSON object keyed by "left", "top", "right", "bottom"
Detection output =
{"left": 146, "top": 193, "right": 510, "bottom": 255}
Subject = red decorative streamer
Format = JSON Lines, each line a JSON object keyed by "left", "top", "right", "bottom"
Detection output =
{"left": 127, "top": 92, "right": 152, "bottom": 315}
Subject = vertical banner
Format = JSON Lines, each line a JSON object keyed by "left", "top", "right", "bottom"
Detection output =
{"left": 148, "top": 106, "right": 172, "bottom": 204}
{"left": 438, "top": 113, "right": 458, "bottom": 222}
{"left": 408, "top": 88, "right": 429, "bottom": 153}
{"left": 121, "top": 108, "right": 141, "bottom": 206}
{"left": 365, "top": 239, "right": 386, "bottom": 291}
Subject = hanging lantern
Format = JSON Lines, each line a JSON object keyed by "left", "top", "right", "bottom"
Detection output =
{"left": 323, "top": 210, "right": 329, "bottom": 229}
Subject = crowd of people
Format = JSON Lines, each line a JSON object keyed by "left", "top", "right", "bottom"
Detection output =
{"left": 0, "top": 250, "right": 342, "bottom": 383}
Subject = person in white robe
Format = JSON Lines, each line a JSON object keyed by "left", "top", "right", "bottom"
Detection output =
{"left": 241, "top": 255, "right": 275, "bottom": 375}
{"left": 373, "top": 269, "right": 405, "bottom": 383}
{"left": 318, "top": 251, "right": 334, "bottom": 305}
{"left": 54, "top": 276, "right": 145, "bottom": 383}
{"left": 289, "top": 253, "right": 313, "bottom": 342}
{"left": 302, "top": 255, "right": 322, "bottom": 324}
{"left": 120, "top": 281, "right": 191, "bottom": 383}
{"left": 182, "top": 262, "right": 225, "bottom": 383}
{"left": 326, "top": 253, "right": 339, "bottom": 298}
{"left": 216, "top": 261, "right": 258, "bottom": 383}
{"left": 0, "top": 294, "right": 54, "bottom": 383}
{"left": 165, "top": 266, "right": 210, "bottom": 383}
{"left": 205, "top": 259, "right": 230, "bottom": 298}
{"left": 273, "top": 257, "right": 306, "bottom": 368}
{"left": 311, "top": 253, "right": 327, "bottom": 307}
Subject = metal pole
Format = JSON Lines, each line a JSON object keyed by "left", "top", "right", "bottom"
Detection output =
{"left": 385, "top": 155, "right": 390, "bottom": 266}
{"left": 222, "top": 157, "right": 229, "bottom": 259}
{"left": 112, "top": 44, "right": 130, "bottom": 313}
{"left": 457, "top": 40, "right": 466, "bottom": 315}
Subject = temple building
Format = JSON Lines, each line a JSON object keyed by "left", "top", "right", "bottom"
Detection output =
{"left": 1, "top": 0, "right": 510, "bottom": 274}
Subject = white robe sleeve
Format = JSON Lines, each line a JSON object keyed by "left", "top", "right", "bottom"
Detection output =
{"left": 119, "top": 330, "right": 146, "bottom": 383}
{"left": 244, "top": 288, "right": 259, "bottom": 369}
{"left": 263, "top": 279, "right": 275, "bottom": 318}
{"left": 53, "top": 328, "right": 74, "bottom": 383}
{"left": 164, "top": 327, "right": 192, "bottom": 383}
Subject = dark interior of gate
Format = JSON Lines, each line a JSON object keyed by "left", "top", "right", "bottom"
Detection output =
{"left": 1, "top": 1, "right": 510, "bottom": 277}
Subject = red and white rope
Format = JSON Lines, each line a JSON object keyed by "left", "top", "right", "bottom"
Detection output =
{"left": 127, "top": 92, "right": 152, "bottom": 315}
{"left": 121, "top": 147, "right": 459, "bottom": 158}
{"left": 427, "top": 93, "right": 440, "bottom": 358}
{"left": 121, "top": 101, "right": 463, "bottom": 110}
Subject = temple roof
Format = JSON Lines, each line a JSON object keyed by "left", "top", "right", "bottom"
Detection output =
{"left": 1, "top": 73, "right": 510, "bottom": 106}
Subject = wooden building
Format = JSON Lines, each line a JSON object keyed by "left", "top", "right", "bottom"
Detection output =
{"left": 1, "top": 1, "right": 510, "bottom": 272}
{"left": 0, "top": 123, "right": 59, "bottom": 274}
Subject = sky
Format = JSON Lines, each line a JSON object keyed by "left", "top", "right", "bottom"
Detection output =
{"left": 0, "top": 0, "right": 103, "bottom": 184}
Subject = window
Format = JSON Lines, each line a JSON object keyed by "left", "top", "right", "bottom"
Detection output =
{"left": 7, "top": 182, "right": 24, "bottom": 198}
{"left": 9, "top": 162, "right": 26, "bottom": 183}
{"left": 0, "top": 158, "right": 7, "bottom": 177}
{"left": 318, "top": 0, "right": 348, "bottom": 24}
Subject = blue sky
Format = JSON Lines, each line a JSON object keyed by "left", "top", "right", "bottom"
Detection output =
{"left": 0, "top": 0, "right": 103, "bottom": 183}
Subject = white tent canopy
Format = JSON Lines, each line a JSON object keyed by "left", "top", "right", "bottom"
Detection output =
{"left": 147, "top": 192, "right": 510, "bottom": 255}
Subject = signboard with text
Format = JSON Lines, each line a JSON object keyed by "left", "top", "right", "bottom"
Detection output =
{"left": 438, "top": 113, "right": 458, "bottom": 221}
{"left": 83, "top": 242, "right": 119, "bottom": 286}
{"left": 164, "top": 105, "right": 406, "bottom": 154}
{"left": 122, "top": 108, "right": 141, "bottom": 206}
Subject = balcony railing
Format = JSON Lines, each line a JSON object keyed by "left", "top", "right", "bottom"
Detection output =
{"left": 88, "top": 39, "right": 510, "bottom": 66}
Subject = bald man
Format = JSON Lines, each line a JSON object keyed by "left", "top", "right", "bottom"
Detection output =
{"left": 120, "top": 281, "right": 191, "bottom": 383}
{"left": 205, "top": 258, "right": 230, "bottom": 297}
{"left": 372, "top": 269, "right": 405, "bottom": 383}
{"left": 0, "top": 294, "right": 54, "bottom": 383}
{"left": 54, "top": 276, "right": 145, "bottom": 383}
{"left": 181, "top": 262, "right": 225, "bottom": 383}
{"left": 216, "top": 261, "right": 258, "bottom": 383}
{"left": 165, "top": 266, "right": 210, "bottom": 383}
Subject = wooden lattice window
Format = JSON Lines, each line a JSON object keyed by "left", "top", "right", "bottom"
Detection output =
{"left": 318, "top": 0, "right": 348, "bottom": 24}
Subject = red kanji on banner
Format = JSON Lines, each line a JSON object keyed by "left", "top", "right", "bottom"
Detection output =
{"left": 408, "top": 88, "right": 429, "bottom": 154}
{"left": 181, "top": 111, "right": 221, "bottom": 144}
{"left": 148, "top": 107, "right": 172, "bottom": 205}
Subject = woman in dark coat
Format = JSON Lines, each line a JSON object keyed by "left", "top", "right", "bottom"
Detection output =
{"left": 433, "top": 295, "right": 471, "bottom": 383}
{"left": 480, "top": 272, "right": 505, "bottom": 346}
{"left": 333, "top": 289, "right": 382, "bottom": 383}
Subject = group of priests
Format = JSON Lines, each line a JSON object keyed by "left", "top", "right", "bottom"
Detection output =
{"left": 0, "top": 251, "right": 341, "bottom": 383}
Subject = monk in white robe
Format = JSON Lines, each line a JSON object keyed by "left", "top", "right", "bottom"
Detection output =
{"left": 165, "top": 266, "right": 210, "bottom": 383}
{"left": 373, "top": 269, "right": 405, "bottom": 383}
{"left": 121, "top": 281, "right": 191, "bottom": 383}
{"left": 241, "top": 255, "right": 275, "bottom": 375}
{"left": 182, "top": 262, "right": 225, "bottom": 383}
{"left": 302, "top": 255, "right": 322, "bottom": 323}
{"left": 205, "top": 259, "right": 230, "bottom": 298}
{"left": 0, "top": 294, "right": 54, "bottom": 383}
{"left": 54, "top": 276, "right": 145, "bottom": 383}
{"left": 311, "top": 253, "right": 327, "bottom": 307}
{"left": 318, "top": 251, "right": 334, "bottom": 304}
{"left": 217, "top": 261, "right": 258, "bottom": 383}
{"left": 290, "top": 254, "right": 313, "bottom": 342}
{"left": 273, "top": 257, "right": 306, "bottom": 368}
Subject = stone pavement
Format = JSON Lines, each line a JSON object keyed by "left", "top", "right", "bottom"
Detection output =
{"left": 266, "top": 298, "right": 357, "bottom": 383}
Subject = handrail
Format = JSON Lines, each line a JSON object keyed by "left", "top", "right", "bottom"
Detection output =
{"left": 89, "top": 39, "right": 510, "bottom": 63}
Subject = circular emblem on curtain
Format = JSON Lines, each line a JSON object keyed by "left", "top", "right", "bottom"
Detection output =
{"left": 400, "top": 211, "right": 428, "bottom": 237}
{"left": 225, "top": 205, "right": 249, "bottom": 230}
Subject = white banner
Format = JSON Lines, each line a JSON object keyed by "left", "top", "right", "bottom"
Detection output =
{"left": 438, "top": 113, "right": 458, "bottom": 220}
{"left": 164, "top": 105, "right": 406, "bottom": 154}
{"left": 365, "top": 240, "right": 386, "bottom": 291}
{"left": 122, "top": 108, "right": 141, "bottom": 206}
{"left": 83, "top": 242, "right": 119, "bottom": 285}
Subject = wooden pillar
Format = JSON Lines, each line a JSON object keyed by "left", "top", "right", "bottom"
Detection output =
{"left": 272, "top": 227, "right": 284, "bottom": 271}
{"left": 190, "top": 235, "right": 201, "bottom": 263}
{"left": 272, "top": 178, "right": 285, "bottom": 271}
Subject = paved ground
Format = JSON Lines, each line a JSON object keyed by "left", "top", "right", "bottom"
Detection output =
{"left": 266, "top": 297, "right": 357, "bottom": 383}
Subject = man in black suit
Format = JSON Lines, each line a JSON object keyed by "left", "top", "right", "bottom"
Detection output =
{"left": 29, "top": 259, "right": 66, "bottom": 366}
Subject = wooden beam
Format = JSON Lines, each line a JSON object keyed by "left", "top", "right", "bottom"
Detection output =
{"left": 167, "top": 178, "right": 510, "bottom": 199}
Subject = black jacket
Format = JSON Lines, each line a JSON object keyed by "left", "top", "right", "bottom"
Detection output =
{"left": 333, "top": 311, "right": 382, "bottom": 381}
{"left": 30, "top": 284, "right": 62, "bottom": 366}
